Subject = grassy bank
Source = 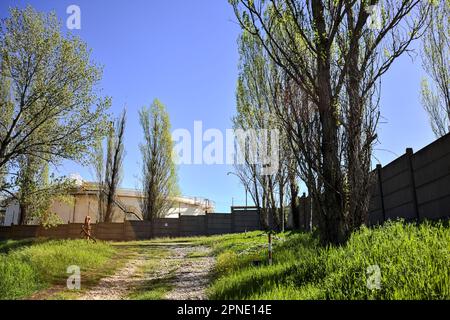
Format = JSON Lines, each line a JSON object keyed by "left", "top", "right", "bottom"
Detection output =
{"left": 206, "top": 221, "right": 450, "bottom": 300}
{"left": 0, "top": 239, "right": 116, "bottom": 299}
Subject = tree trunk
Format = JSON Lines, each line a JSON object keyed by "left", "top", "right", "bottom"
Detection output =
{"left": 312, "top": 0, "right": 345, "bottom": 245}
{"left": 104, "top": 199, "right": 113, "bottom": 222}
{"left": 288, "top": 173, "right": 299, "bottom": 229}
{"left": 279, "top": 179, "right": 284, "bottom": 232}
{"left": 19, "top": 203, "right": 27, "bottom": 225}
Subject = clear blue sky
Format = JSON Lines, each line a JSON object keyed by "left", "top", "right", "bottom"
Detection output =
{"left": 0, "top": 0, "right": 436, "bottom": 212}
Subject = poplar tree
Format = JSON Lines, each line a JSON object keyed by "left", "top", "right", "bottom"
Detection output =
{"left": 421, "top": 0, "right": 450, "bottom": 137}
{"left": 230, "top": 0, "right": 429, "bottom": 243}
{"left": 139, "top": 99, "right": 179, "bottom": 221}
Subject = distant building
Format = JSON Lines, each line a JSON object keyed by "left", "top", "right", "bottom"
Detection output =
{"left": 1, "top": 181, "right": 214, "bottom": 226}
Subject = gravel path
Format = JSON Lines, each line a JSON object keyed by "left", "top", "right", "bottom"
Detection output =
{"left": 78, "top": 253, "right": 148, "bottom": 300}
{"left": 165, "top": 246, "right": 214, "bottom": 300}
{"left": 77, "top": 244, "right": 215, "bottom": 300}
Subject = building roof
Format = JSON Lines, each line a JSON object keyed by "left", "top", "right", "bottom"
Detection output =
{"left": 74, "top": 182, "right": 215, "bottom": 211}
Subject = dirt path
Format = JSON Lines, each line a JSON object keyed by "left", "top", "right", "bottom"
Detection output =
{"left": 77, "top": 243, "right": 215, "bottom": 300}
{"left": 164, "top": 245, "right": 214, "bottom": 300}
{"left": 78, "top": 252, "right": 148, "bottom": 300}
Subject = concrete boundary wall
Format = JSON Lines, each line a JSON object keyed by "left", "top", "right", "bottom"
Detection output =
{"left": 4, "top": 134, "right": 448, "bottom": 240}
{"left": 368, "top": 133, "right": 450, "bottom": 225}
{"left": 0, "top": 211, "right": 261, "bottom": 241}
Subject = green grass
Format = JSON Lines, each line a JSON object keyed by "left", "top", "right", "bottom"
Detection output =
{"left": 3, "top": 221, "right": 448, "bottom": 300}
{"left": 0, "top": 238, "right": 50, "bottom": 254}
{"left": 206, "top": 221, "right": 450, "bottom": 300}
{"left": 129, "top": 276, "right": 175, "bottom": 300}
{"left": 127, "top": 245, "right": 175, "bottom": 300}
{"left": 0, "top": 238, "right": 116, "bottom": 300}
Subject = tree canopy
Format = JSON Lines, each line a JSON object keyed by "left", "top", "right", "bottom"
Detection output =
{"left": 140, "top": 99, "right": 179, "bottom": 220}
{"left": 0, "top": 6, "right": 110, "bottom": 181}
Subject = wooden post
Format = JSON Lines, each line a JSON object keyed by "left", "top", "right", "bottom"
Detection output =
{"left": 376, "top": 164, "right": 386, "bottom": 223}
{"left": 406, "top": 148, "right": 420, "bottom": 221}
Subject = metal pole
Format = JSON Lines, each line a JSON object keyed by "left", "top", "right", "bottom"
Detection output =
{"left": 268, "top": 232, "right": 273, "bottom": 265}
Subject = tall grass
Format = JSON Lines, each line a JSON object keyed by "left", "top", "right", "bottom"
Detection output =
{"left": 0, "top": 239, "right": 115, "bottom": 300}
{"left": 208, "top": 221, "right": 450, "bottom": 300}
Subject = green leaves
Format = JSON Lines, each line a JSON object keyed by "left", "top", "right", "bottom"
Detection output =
{"left": 15, "top": 154, "right": 76, "bottom": 226}
{"left": 421, "top": 0, "right": 450, "bottom": 137}
{"left": 139, "top": 99, "right": 179, "bottom": 220}
{"left": 0, "top": 5, "right": 111, "bottom": 224}
{"left": 0, "top": 5, "right": 111, "bottom": 170}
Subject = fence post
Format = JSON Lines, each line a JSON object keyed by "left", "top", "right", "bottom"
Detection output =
{"left": 176, "top": 217, "right": 181, "bottom": 238}
{"left": 6, "top": 225, "right": 12, "bottom": 239}
{"left": 204, "top": 214, "right": 209, "bottom": 236}
{"left": 406, "top": 148, "right": 420, "bottom": 221}
{"left": 66, "top": 222, "right": 70, "bottom": 239}
{"left": 231, "top": 210, "right": 236, "bottom": 233}
{"left": 150, "top": 220, "right": 155, "bottom": 239}
{"left": 376, "top": 164, "right": 386, "bottom": 223}
{"left": 122, "top": 221, "right": 127, "bottom": 241}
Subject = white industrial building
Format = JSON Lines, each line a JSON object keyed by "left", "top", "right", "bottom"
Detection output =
{"left": 0, "top": 181, "right": 214, "bottom": 226}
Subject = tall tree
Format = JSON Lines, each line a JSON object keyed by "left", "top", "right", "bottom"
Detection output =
{"left": 14, "top": 154, "right": 74, "bottom": 226}
{"left": 9, "top": 81, "right": 75, "bottom": 225}
{"left": 230, "top": 0, "right": 429, "bottom": 244}
{"left": 104, "top": 110, "right": 126, "bottom": 222}
{"left": 0, "top": 73, "right": 13, "bottom": 194}
{"left": 233, "top": 32, "right": 291, "bottom": 231}
{"left": 139, "top": 99, "right": 178, "bottom": 221}
{"left": 91, "top": 135, "right": 106, "bottom": 221}
{"left": 421, "top": 0, "right": 450, "bottom": 137}
{"left": 0, "top": 6, "right": 110, "bottom": 177}
{"left": 91, "top": 110, "right": 126, "bottom": 222}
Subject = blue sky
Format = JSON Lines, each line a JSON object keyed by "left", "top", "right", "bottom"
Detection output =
{"left": 0, "top": 1, "right": 436, "bottom": 212}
